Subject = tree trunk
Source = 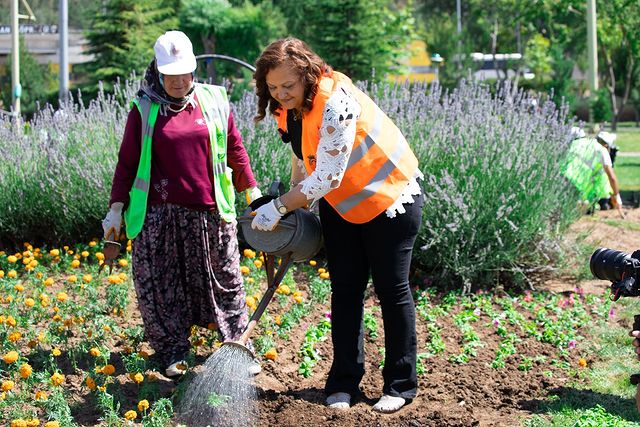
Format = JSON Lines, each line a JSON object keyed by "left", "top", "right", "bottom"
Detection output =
{"left": 602, "top": 49, "right": 619, "bottom": 130}
{"left": 614, "top": 54, "right": 636, "bottom": 130}
{"left": 202, "top": 36, "right": 217, "bottom": 84}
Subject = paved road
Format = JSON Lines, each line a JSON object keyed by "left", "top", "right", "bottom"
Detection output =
{"left": 619, "top": 152, "right": 640, "bottom": 157}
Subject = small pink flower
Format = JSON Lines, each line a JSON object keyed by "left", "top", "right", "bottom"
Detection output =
{"left": 524, "top": 291, "right": 533, "bottom": 302}
{"left": 473, "top": 308, "right": 481, "bottom": 316}
{"left": 609, "top": 308, "right": 616, "bottom": 318}
{"left": 492, "top": 319, "right": 500, "bottom": 327}
{"left": 324, "top": 311, "right": 332, "bottom": 320}
{"left": 568, "top": 340, "right": 577, "bottom": 349}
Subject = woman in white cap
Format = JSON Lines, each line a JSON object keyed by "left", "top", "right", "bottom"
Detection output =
{"left": 102, "top": 31, "right": 262, "bottom": 377}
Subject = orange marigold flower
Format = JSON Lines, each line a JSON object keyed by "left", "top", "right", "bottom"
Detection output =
{"left": 102, "top": 364, "right": 116, "bottom": 375}
{"left": 85, "top": 376, "right": 96, "bottom": 390}
{"left": 124, "top": 410, "right": 137, "bottom": 421}
{"left": 8, "top": 270, "right": 17, "bottom": 278}
{"left": 89, "top": 241, "right": 97, "bottom": 247}
{"left": 108, "top": 275, "right": 121, "bottom": 284}
{"left": 95, "top": 252, "right": 105, "bottom": 261}
{"left": 309, "top": 260, "right": 317, "bottom": 266}
{"left": 14, "top": 284, "right": 24, "bottom": 292}
{"left": 2, "top": 380, "right": 15, "bottom": 392}
{"left": 137, "top": 399, "right": 150, "bottom": 412}
{"left": 7, "top": 255, "right": 17, "bottom": 263}
{"left": 51, "top": 348, "right": 61, "bottom": 357}
{"left": 3, "top": 350, "right": 19, "bottom": 364}
{"left": 8, "top": 331, "right": 22, "bottom": 342}
{"left": 578, "top": 358, "right": 588, "bottom": 368}
{"left": 67, "top": 275, "right": 77, "bottom": 283}
{"left": 44, "top": 278, "right": 55, "bottom": 287}
{"left": 81, "top": 251, "right": 89, "bottom": 258}
{"left": 276, "top": 284, "right": 290, "bottom": 295}
{"left": 35, "top": 390, "right": 48, "bottom": 401}
{"left": 253, "top": 259, "right": 263, "bottom": 269}
{"left": 50, "top": 372, "right": 65, "bottom": 386}
{"left": 320, "top": 272, "right": 330, "bottom": 280}
{"left": 0, "top": 270, "right": 4, "bottom": 278}
{"left": 264, "top": 348, "right": 278, "bottom": 361}
{"left": 49, "top": 249, "right": 60, "bottom": 257}
{"left": 70, "top": 260, "right": 80, "bottom": 268}
{"left": 10, "top": 419, "right": 27, "bottom": 427}
{"left": 89, "top": 347, "right": 101, "bottom": 357}
{"left": 243, "top": 249, "right": 256, "bottom": 258}
{"left": 19, "top": 363, "right": 32, "bottom": 379}
{"left": 130, "top": 372, "right": 144, "bottom": 384}
{"left": 25, "top": 298, "right": 35, "bottom": 308}
{"left": 44, "top": 422, "right": 60, "bottom": 427}
{"left": 118, "top": 259, "right": 128, "bottom": 267}
{"left": 26, "top": 418, "right": 39, "bottom": 427}
{"left": 82, "top": 274, "right": 92, "bottom": 283}
{"left": 240, "top": 266, "right": 250, "bottom": 275}
{"left": 6, "top": 315, "right": 16, "bottom": 326}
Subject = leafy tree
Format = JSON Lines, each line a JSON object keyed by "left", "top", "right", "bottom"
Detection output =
{"left": 279, "top": 0, "right": 414, "bottom": 81}
{"left": 83, "top": 0, "right": 178, "bottom": 91}
{"left": 0, "top": 36, "right": 55, "bottom": 115}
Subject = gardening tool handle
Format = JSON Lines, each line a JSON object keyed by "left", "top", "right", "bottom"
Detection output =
{"left": 238, "top": 252, "right": 293, "bottom": 345}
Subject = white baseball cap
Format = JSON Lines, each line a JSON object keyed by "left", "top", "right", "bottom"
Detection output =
{"left": 154, "top": 31, "right": 197, "bottom": 75}
{"left": 596, "top": 131, "right": 617, "bottom": 146}
{"left": 570, "top": 126, "right": 585, "bottom": 139}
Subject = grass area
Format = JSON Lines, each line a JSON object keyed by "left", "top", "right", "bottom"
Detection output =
{"left": 616, "top": 156, "right": 640, "bottom": 191}
{"left": 523, "top": 297, "right": 640, "bottom": 426}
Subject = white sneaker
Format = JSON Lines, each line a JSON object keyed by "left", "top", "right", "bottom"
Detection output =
{"left": 326, "top": 392, "right": 351, "bottom": 409}
{"left": 372, "top": 394, "right": 406, "bottom": 413}
{"left": 165, "top": 360, "right": 188, "bottom": 378}
{"left": 248, "top": 359, "right": 261, "bottom": 375}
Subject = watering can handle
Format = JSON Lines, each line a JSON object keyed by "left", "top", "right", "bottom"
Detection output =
{"left": 267, "top": 180, "right": 285, "bottom": 197}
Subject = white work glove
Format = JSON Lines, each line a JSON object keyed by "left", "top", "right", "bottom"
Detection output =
{"left": 612, "top": 193, "right": 622, "bottom": 208}
{"left": 251, "top": 200, "right": 283, "bottom": 231}
{"left": 102, "top": 202, "right": 124, "bottom": 240}
{"left": 245, "top": 186, "right": 263, "bottom": 205}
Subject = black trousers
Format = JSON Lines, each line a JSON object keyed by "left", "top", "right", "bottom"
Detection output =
{"left": 321, "top": 194, "right": 424, "bottom": 399}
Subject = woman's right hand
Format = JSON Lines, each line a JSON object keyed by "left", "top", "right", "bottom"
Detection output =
{"left": 102, "top": 202, "right": 124, "bottom": 240}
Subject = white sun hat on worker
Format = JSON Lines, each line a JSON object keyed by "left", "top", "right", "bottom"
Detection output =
{"left": 570, "top": 126, "right": 586, "bottom": 139}
{"left": 596, "top": 131, "right": 617, "bottom": 147}
{"left": 154, "top": 31, "right": 197, "bottom": 75}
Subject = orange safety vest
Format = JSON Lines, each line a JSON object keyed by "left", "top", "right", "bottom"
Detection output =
{"left": 275, "top": 71, "right": 419, "bottom": 224}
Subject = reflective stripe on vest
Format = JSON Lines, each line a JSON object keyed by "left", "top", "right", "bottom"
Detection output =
{"left": 276, "top": 72, "right": 419, "bottom": 223}
{"left": 123, "top": 84, "right": 234, "bottom": 239}
{"left": 562, "top": 138, "right": 611, "bottom": 202}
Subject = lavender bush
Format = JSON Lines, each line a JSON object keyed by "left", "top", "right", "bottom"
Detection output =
{"left": 366, "top": 80, "right": 578, "bottom": 291}
{"left": 0, "top": 79, "right": 577, "bottom": 290}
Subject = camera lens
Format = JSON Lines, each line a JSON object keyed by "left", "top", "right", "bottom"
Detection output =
{"left": 590, "top": 248, "right": 633, "bottom": 282}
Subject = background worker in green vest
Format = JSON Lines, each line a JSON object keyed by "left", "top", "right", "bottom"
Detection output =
{"left": 562, "top": 127, "right": 624, "bottom": 218}
{"left": 101, "top": 31, "right": 262, "bottom": 378}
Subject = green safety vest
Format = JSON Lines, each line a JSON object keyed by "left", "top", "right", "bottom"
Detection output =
{"left": 561, "top": 137, "right": 612, "bottom": 203}
{"left": 123, "top": 83, "right": 236, "bottom": 239}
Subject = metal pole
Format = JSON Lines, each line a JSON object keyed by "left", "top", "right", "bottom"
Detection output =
{"left": 456, "top": 0, "right": 462, "bottom": 34}
{"left": 59, "top": 0, "right": 69, "bottom": 104}
{"left": 11, "top": 0, "right": 21, "bottom": 116}
{"left": 586, "top": 0, "right": 598, "bottom": 122}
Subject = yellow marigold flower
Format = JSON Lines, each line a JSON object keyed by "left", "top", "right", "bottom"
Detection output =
{"left": 8, "top": 270, "right": 17, "bottom": 278}
{"left": 107, "top": 275, "right": 121, "bottom": 284}
{"left": 7, "top": 255, "right": 17, "bottom": 263}
{"left": 0, "top": 270, "right": 4, "bottom": 278}
{"left": 19, "top": 363, "right": 32, "bottom": 379}
{"left": 22, "top": 257, "right": 32, "bottom": 265}
{"left": 578, "top": 358, "right": 588, "bottom": 368}
{"left": 102, "top": 364, "right": 116, "bottom": 375}
{"left": 124, "top": 410, "right": 137, "bottom": 421}
{"left": 276, "top": 284, "right": 290, "bottom": 295}
{"left": 118, "top": 259, "right": 128, "bottom": 267}
{"left": 10, "top": 419, "right": 27, "bottom": 427}
{"left": 0, "top": 391, "right": 5, "bottom": 400}
{"left": 49, "top": 249, "right": 60, "bottom": 257}
{"left": 253, "top": 259, "right": 263, "bottom": 269}
{"left": 246, "top": 277, "right": 255, "bottom": 284}
{"left": 138, "top": 399, "right": 150, "bottom": 412}
{"left": 26, "top": 418, "right": 39, "bottom": 427}
{"left": 67, "top": 275, "right": 77, "bottom": 283}
{"left": 243, "top": 248, "right": 256, "bottom": 258}
{"left": 28, "top": 260, "right": 38, "bottom": 268}
{"left": 82, "top": 274, "right": 92, "bottom": 283}
{"left": 8, "top": 332, "right": 21, "bottom": 342}
{"left": 89, "top": 347, "right": 101, "bottom": 357}
{"left": 3, "top": 350, "right": 19, "bottom": 364}
{"left": 81, "top": 251, "right": 89, "bottom": 258}
{"left": 309, "top": 260, "right": 317, "bottom": 266}
{"left": 240, "top": 265, "right": 250, "bottom": 275}
{"left": 70, "top": 260, "right": 80, "bottom": 268}
{"left": 95, "top": 252, "right": 105, "bottom": 261}
{"left": 317, "top": 268, "right": 326, "bottom": 274}
{"left": 2, "top": 380, "right": 15, "bottom": 391}
{"left": 25, "top": 298, "right": 35, "bottom": 308}
{"left": 56, "top": 292, "right": 68, "bottom": 302}
{"left": 50, "top": 372, "right": 65, "bottom": 386}
{"left": 37, "top": 332, "right": 45, "bottom": 342}
{"left": 35, "top": 390, "right": 48, "bottom": 401}
{"left": 40, "top": 294, "right": 50, "bottom": 307}
{"left": 264, "top": 348, "right": 278, "bottom": 361}
{"left": 35, "top": 272, "right": 43, "bottom": 279}
{"left": 73, "top": 254, "right": 81, "bottom": 260}
{"left": 246, "top": 296, "right": 256, "bottom": 308}
{"left": 130, "top": 372, "right": 144, "bottom": 384}
{"left": 53, "top": 306, "right": 59, "bottom": 313}
{"left": 5, "top": 295, "right": 14, "bottom": 303}
{"left": 118, "top": 272, "right": 127, "bottom": 281}
{"left": 52, "top": 314, "right": 62, "bottom": 322}
{"left": 14, "top": 283, "right": 24, "bottom": 292}
{"left": 320, "top": 272, "right": 330, "bottom": 280}
{"left": 44, "top": 277, "right": 55, "bottom": 287}
{"left": 85, "top": 376, "right": 96, "bottom": 390}
{"left": 275, "top": 315, "right": 282, "bottom": 325}
{"left": 294, "top": 295, "right": 304, "bottom": 304}
{"left": 44, "top": 422, "right": 60, "bottom": 427}
{"left": 52, "top": 348, "right": 61, "bottom": 357}
{"left": 103, "top": 325, "right": 111, "bottom": 332}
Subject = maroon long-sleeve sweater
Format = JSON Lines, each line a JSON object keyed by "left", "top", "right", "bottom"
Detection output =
{"left": 109, "top": 94, "right": 257, "bottom": 211}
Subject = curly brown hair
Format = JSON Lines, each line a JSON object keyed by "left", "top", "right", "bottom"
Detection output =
{"left": 253, "top": 37, "right": 332, "bottom": 122}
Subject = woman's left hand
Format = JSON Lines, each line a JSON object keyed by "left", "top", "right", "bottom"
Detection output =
{"left": 251, "top": 201, "right": 283, "bottom": 231}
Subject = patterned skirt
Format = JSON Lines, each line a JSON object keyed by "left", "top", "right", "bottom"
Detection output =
{"left": 131, "top": 204, "right": 249, "bottom": 364}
